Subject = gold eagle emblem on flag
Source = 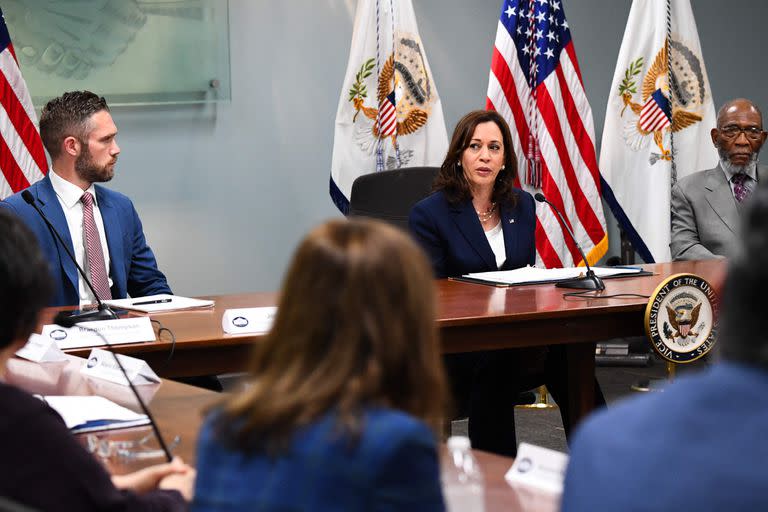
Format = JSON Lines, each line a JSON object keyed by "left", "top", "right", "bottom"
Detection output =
{"left": 617, "top": 39, "right": 706, "bottom": 164}
{"left": 347, "top": 34, "right": 436, "bottom": 162}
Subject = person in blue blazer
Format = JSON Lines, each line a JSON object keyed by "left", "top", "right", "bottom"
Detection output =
{"left": 193, "top": 218, "right": 448, "bottom": 512}
{"left": 0, "top": 91, "right": 170, "bottom": 306}
{"left": 409, "top": 111, "right": 536, "bottom": 278}
{"left": 562, "top": 182, "right": 768, "bottom": 512}
{"left": 409, "top": 110, "right": 602, "bottom": 457}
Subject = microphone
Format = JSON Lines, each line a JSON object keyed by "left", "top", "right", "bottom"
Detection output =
{"left": 54, "top": 318, "right": 173, "bottom": 462}
{"left": 534, "top": 192, "right": 605, "bottom": 290}
{"left": 21, "top": 190, "right": 118, "bottom": 323}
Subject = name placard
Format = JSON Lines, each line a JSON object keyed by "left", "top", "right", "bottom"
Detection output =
{"left": 80, "top": 348, "right": 160, "bottom": 386}
{"left": 41, "top": 317, "right": 156, "bottom": 350}
{"left": 222, "top": 307, "right": 277, "bottom": 334}
{"left": 16, "top": 333, "right": 68, "bottom": 363}
{"left": 505, "top": 442, "right": 569, "bottom": 495}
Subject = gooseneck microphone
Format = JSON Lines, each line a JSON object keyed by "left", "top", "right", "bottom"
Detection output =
{"left": 534, "top": 192, "right": 605, "bottom": 291}
{"left": 54, "top": 318, "right": 173, "bottom": 462}
{"left": 21, "top": 190, "right": 118, "bottom": 323}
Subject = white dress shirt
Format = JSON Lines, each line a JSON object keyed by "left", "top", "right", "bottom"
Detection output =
{"left": 484, "top": 221, "right": 506, "bottom": 269}
{"left": 49, "top": 169, "right": 113, "bottom": 305}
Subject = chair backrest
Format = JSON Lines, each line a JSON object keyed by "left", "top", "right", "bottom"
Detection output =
{"left": 348, "top": 167, "right": 439, "bottom": 230}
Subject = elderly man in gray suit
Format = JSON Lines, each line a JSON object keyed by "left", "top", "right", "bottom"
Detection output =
{"left": 671, "top": 98, "right": 767, "bottom": 260}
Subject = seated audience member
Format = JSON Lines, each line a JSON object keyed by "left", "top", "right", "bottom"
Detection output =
{"left": 671, "top": 98, "right": 767, "bottom": 260}
{"left": 562, "top": 183, "right": 768, "bottom": 511}
{"left": 192, "top": 219, "right": 447, "bottom": 511}
{"left": 0, "top": 209, "right": 194, "bottom": 511}
{"left": 409, "top": 110, "right": 604, "bottom": 456}
{"left": 0, "top": 91, "right": 171, "bottom": 306}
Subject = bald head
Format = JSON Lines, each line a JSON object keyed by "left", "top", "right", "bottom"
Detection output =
{"left": 717, "top": 98, "right": 762, "bottom": 128}
{"left": 711, "top": 98, "right": 767, "bottom": 171}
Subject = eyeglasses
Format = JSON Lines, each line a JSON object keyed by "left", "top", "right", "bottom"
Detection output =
{"left": 719, "top": 125, "right": 765, "bottom": 141}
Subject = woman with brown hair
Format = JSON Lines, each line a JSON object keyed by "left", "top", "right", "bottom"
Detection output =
{"left": 193, "top": 218, "right": 447, "bottom": 511}
{"left": 409, "top": 110, "right": 602, "bottom": 457}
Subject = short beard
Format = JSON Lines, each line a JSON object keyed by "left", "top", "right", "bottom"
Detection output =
{"left": 718, "top": 145, "right": 759, "bottom": 176}
{"left": 74, "top": 145, "right": 114, "bottom": 184}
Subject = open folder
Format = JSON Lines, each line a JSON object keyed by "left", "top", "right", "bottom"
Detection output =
{"left": 37, "top": 395, "right": 150, "bottom": 434}
{"left": 458, "top": 266, "right": 648, "bottom": 287}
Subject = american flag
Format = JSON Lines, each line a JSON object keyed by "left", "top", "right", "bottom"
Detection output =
{"left": 0, "top": 8, "right": 47, "bottom": 200}
{"left": 486, "top": 0, "right": 607, "bottom": 268}
{"left": 376, "top": 91, "right": 398, "bottom": 137}
{"left": 639, "top": 89, "right": 672, "bottom": 133}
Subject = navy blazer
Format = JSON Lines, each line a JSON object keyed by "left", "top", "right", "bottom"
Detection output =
{"left": 562, "top": 362, "right": 768, "bottom": 512}
{"left": 193, "top": 408, "right": 445, "bottom": 512}
{"left": 408, "top": 189, "right": 536, "bottom": 278}
{"left": 0, "top": 175, "right": 171, "bottom": 306}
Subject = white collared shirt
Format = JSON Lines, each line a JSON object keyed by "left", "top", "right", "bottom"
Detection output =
{"left": 48, "top": 169, "right": 113, "bottom": 305}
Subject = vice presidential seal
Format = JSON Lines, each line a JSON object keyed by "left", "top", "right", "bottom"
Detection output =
{"left": 644, "top": 273, "right": 718, "bottom": 363}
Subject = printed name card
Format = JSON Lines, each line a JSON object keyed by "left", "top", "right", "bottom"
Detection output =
{"left": 41, "top": 317, "right": 156, "bottom": 349}
{"left": 80, "top": 348, "right": 160, "bottom": 386}
{"left": 222, "top": 307, "right": 277, "bottom": 334}
{"left": 505, "top": 442, "right": 569, "bottom": 495}
{"left": 16, "top": 333, "right": 68, "bottom": 363}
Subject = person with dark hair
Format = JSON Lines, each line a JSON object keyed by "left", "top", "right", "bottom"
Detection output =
{"left": 671, "top": 98, "right": 767, "bottom": 260}
{"left": 0, "top": 209, "right": 195, "bottom": 511}
{"left": 562, "top": 182, "right": 768, "bottom": 511}
{"left": 408, "top": 110, "right": 603, "bottom": 457}
{"left": 410, "top": 110, "right": 532, "bottom": 278}
{"left": 0, "top": 90, "right": 171, "bottom": 306}
{"left": 192, "top": 218, "right": 447, "bottom": 511}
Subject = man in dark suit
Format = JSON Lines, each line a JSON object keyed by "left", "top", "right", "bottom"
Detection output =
{"left": 563, "top": 180, "right": 768, "bottom": 511}
{"left": 0, "top": 91, "right": 170, "bottom": 306}
{"left": 671, "top": 98, "right": 767, "bottom": 260}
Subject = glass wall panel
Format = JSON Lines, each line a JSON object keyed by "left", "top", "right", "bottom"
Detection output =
{"left": 4, "top": 0, "right": 231, "bottom": 106}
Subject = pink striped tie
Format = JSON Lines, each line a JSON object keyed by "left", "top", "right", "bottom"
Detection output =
{"left": 81, "top": 192, "right": 112, "bottom": 300}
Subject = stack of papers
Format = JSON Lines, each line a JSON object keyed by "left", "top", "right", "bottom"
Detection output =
{"left": 37, "top": 395, "right": 150, "bottom": 434}
{"left": 105, "top": 294, "right": 214, "bottom": 313}
{"left": 464, "top": 266, "right": 643, "bottom": 286}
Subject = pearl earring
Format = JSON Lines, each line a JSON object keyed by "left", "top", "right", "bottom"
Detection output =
{"left": 457, "top": 162, "right": 462, "bottom": 167}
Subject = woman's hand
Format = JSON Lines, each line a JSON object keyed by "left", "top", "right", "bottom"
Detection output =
{"left": 112, "top": 456, "right": 193, "bottom": 496}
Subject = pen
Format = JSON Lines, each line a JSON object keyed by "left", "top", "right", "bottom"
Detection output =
{"left": 132, "top": 298, "right": 173, "bottom": 306}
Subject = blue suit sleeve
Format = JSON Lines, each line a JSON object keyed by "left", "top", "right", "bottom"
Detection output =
{"left": 561, "top": 421, "right": 607, "bottom": 512}
{"left": 408, "top": 202, "right": 449, "bottom": 278}
{"left": 125, "top": 201, "right": 172, "bottom": 298}
{"left": 372, "top": 421, "right": 445, "bottom": 512}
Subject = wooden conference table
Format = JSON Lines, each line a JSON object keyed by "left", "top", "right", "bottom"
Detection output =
{"left": 5, "top": 355, "right": 560, "bottom": 512}
{"left": 46, "top": 258, "right": 725, "bottom": 429}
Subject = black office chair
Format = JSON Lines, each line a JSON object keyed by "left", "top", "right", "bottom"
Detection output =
{"left": 348, "top": 166, "right": 439, "bottom": 230}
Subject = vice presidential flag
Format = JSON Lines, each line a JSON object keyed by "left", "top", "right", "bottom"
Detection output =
{"left": 0, "top": 7, "right": 47, "bottom": 200}
{"left": 486, "top": 0, "right": 608, "bottom": 268}
{"left": 330, "top": 0, "right": 448, "bottom": 214}
{"left": 599, "top": 0, "right": 717, "bottom": 263}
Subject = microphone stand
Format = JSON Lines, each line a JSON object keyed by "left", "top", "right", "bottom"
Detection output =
{"left": 534, "top": 193, "right": 605, "bottom": 291}
{"left": 21, "top": 191, "right": 118, "bottom": 323}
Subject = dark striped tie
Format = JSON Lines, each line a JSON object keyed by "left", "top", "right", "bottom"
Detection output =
{"left": 80, "top": 192, "right": 112, "bottom": 300}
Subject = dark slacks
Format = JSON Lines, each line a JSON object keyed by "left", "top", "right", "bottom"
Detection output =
{"left": 445, "top": 345, "right": 605, "bottom": 457}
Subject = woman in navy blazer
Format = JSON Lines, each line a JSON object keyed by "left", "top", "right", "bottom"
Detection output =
{"left": 193, "top": 219, "right": 447, "bottom": 512}
{"left": 409, "top": 110, "right": 586, "bottom": 457}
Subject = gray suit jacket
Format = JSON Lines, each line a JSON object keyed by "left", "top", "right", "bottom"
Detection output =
{"left": 670, "top": 164, "right": 766, "bottom": 260}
